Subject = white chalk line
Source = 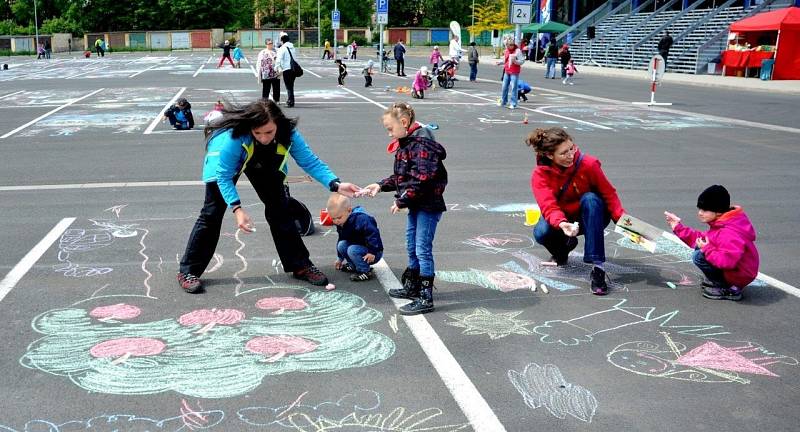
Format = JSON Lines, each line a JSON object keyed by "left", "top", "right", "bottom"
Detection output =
{"left": 143, "top": 87, "right": 186, "bottom": 135}
{"left": 0, "top": 218, "right": 76, "bottom": 303}
{"left": 339, "top": 86, "right": 387, "bottom": 109}
{"left": 0, "top": 88, "right": 105, "bottom": 139}
{"left": 373, "top": 260, "right": 508, "bottom": 432}
{"left": 0, "top": 90, "right": 24, "bottom": 100}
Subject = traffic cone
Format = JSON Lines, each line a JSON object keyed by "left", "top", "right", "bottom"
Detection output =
{"left": 523, "top": 113, "right": 529, "bottom": 124}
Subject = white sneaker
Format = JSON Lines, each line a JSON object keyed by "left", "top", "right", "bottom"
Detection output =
{"left": 569, "top": 82, "right": 574, "bottom": 85}
{"left": 508, "top": 104, "right": 517, "bottom": 110}
{"left": 562, "top": 79, "right": 566, "bottom": 85}
{"left": 496, "top": 100, "right": 503, "bottom": 107}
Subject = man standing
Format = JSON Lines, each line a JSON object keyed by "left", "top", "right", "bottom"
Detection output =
{"left": 394, "top": 39, "right": 406, "bottom": 77}
{"left": 658, "top": 31, "right": 674, "bottom": 69}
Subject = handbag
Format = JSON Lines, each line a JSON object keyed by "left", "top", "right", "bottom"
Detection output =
{"left": 285, "top": 186, "right": 314, "bottom": 236}
{"left": 287, "top": 48, "right": 304, "bottom": 77}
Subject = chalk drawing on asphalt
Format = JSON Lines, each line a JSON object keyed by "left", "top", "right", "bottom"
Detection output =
{"left": 19, "top": 286, "right": 394, "bottom": 398}
{"left": 508, "top": 362, "right": 598, "bottom": 422}
{"left": 607, "top": 332, "right": 799, "bottom": 384}
{"left": 445, "top": 308, "right": 534, "bottom": 340}
{"left": 462, "top": 232, "right": 535, "bottom": 254}
{"left": 533, "top": 298, "right": 727, "bottom": 346}
{"left": 0, "top": 411, "right": 225, "bottom": 432}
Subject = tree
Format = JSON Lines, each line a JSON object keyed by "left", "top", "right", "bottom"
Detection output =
{"left": 469, "top": 0, "right": 508, "bottom": 34}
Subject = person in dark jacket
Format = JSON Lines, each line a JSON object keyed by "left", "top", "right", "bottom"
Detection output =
{"left": 558, "top": 44, "right": 571, "bottom": 79}
{"left": 163, "top": 98, "right": 195, "bottom": 130}
{"left": 545, "top": 39, "right": 559, "bottom": 79}
{"left": 658, "top": 31, "right": 674, "bottom": 68}
{"left": 328, "top": 194, "right": 384, "bottom": 281}
{"left": 217, "top": 40, "right": 235, "bottom": 68}
{"left": 362, "top": 102, "right": 447, "bottom": 316}
{"left": 393, "top": 40, "right": 406, "bottom": 76}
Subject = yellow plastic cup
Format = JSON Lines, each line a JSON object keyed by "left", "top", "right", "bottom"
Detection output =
{"left": 524, "top": 208, "right": 541, "bottom": 226}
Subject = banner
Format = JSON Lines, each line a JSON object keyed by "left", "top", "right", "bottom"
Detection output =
{"left": 540, "top": 0, "right": 551, "bottom": 24}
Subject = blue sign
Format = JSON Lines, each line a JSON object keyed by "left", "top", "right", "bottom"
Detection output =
{"left": 376, "top": 0, "right": 389, "bottom": 13}
{"left": 511, "top": 0, "right": 533, "bottom": 3}
{"left": 332, "top": 9, "right": 340, "bottom": 21}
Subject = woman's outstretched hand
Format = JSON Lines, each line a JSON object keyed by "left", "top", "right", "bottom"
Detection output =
{"left": 336, "top": 182, "right": 361, "bottom": 197}
{"left": 235, "top": 208, "right": 256, "bottom": 233}
{"left": 559, "top": 221, "right": 579, "bottom": 237}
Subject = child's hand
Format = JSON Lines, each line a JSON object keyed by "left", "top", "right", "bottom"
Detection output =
{"left": 334, "top": 260, "right": 343, "bottom": 270}
{"left": 696, "top": 237, "right": 708, "bottom": 249}
{"left": 363, "top": 253, "right": 376, "bottom": 264}
{"left": 360, "top": 183, "right": 381, "bottom": 197}
{"left": 664, "top": 211, "right": 681, "bottom": 229}
{"left": 390, "top": 202, "right": 401, "bottom": 214}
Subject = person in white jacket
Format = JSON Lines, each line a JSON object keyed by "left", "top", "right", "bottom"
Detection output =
{"left": 276, "top": 34, "right": 298, "bottom": 107}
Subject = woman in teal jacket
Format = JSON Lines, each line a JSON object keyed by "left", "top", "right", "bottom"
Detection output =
{"left": 178, "top": 99, "right": 359, "bottom": 293}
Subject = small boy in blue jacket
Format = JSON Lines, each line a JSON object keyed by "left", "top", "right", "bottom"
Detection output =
{"left": 517, "top": 79, "right": 532, "bottom": 102}
{"left": 327, "top": 194, "right": 383, "bottom": 281}
{"left": 163, "top": 98, "right": 195, "bottom": 130}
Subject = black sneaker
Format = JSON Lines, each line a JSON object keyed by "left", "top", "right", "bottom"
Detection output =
{"left": 590, "top": 267, "right": 608, "bottom": 295}
{"left": 702, "top": 285, "right": 742, "bottom": 301}
{"left": 293, "top": 265, "right": 329, "bottom": 286}
{"left": 338, "top": 262, "right": 356, "bottom": 273}
{"left": 177, "top": 272, "right": 203, "bottom": 293}
{"left": 350, "top": 269, "right": 373, "bottom": 282}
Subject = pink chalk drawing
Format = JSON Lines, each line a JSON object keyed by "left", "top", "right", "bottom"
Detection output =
{"left": 246, "top": 335, "right": 318, "bottom": 362}
{"left": 462, "top": 232, "right": 534, "bottom": 254}
{"left": 255, "top": 297, "right": 309, "bottom": 314}
{"left": 180, "top": 399, "right": 209, "bottom": 430}
{"left": 178, "top": 308, "right": 246, "bottom": 334}
{"left": 486, "top": 271, "right": 536, "bottom": 292}
{"left": 676, "top": 341, "right": 778, "bottom": 377}
{"left": 90, "top": 337, "right": 166, "bottom": 365}
{"left": 89, "top": 303, "right": 141, "bottom": 321}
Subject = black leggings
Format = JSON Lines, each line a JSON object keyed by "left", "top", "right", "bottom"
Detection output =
{"left": 338, "top": 72, "right": 347, "bottom": 85}
{"left": 396, "top": 58, "right": 405, "bottom": 75}
{"left": 261, "top": 78, "right": 280, "bottom": 101}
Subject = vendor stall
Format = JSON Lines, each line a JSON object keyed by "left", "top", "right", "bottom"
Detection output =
{"left": 724, "top": 7, "right": 800, "bottom": 80}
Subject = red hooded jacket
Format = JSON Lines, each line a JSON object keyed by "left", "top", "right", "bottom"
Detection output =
{"left": 673, "top": 206, "right": 759, "bottom": 288}
{"left": 531, "top": 148, "right": 625, "bottom": 228}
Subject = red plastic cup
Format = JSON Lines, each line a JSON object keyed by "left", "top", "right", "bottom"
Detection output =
{"left": 320, "top": 209, "right": 333, "bottom": 226}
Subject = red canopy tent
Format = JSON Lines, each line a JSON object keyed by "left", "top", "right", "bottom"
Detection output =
{"left": 729, "top": 7, "right": 800, "bottom": 80}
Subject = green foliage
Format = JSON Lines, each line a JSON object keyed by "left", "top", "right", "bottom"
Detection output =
{"left": 41, "top": 17, "right": 82, "bottom": 35}
{"left": 0, "top": 19, "right": 28, "bottom": 35}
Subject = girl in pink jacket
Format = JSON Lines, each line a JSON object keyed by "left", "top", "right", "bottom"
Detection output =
{"left": 664, "top": 185, "right": 759, "bottom": 301}
{"left": 412, "top": 66, "right": 430, "bottom": 99}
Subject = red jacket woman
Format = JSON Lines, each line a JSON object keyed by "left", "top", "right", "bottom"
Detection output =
{"left": 527, "top": 127, "right": 625, "bottom": 295}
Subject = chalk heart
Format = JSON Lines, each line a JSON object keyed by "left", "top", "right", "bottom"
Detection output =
{"left": 89, "top": 337, "right": 166, "bottom": 365}
{"left": 89, "top": 303, "right": 141, "bottom": 321}
{"left": 178, "top": 308, "right": 246, "bottom": 334}
{"left": 487, "top": 271, "right": 535, "bottom": 292}
{"left": 255, "top": 297, "right": 309, "bottom": 314}
{"left": 534, "top": 320, "right": 593, "bottom": 345}
{"left": 246, "top": 336, "right": 318, "bottom": 362}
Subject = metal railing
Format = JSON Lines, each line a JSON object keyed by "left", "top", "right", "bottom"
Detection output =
{"left": 668, "top": 0, "right": 739, "bottom": 63}
{"left": 602, "top": 0, "right": 680, "bottom": 64}
{"left": 627, "top": 0, "right": 708, "bottom": 69}
{"left": 555, "top": 0, "right": 623, "bottom": 43}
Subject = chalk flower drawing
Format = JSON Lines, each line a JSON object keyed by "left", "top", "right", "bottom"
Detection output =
{"left": 0, "top": 412, "right": 225, "bottom": 432}
{"left": 20, "top": 287, "right": 395, "bottom": 398}
{"left": 445, "top": 308, "right": 534, "bottom": 340}
{"left": 508, "top": 362, "right": 598, "bottom": 422}
{"left": 607, "top": 332, "right": 798, "bottom": 384}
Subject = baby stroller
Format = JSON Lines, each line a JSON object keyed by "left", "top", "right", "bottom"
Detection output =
{"left": 436, "top": 58, "right": 458, "bottom": 89}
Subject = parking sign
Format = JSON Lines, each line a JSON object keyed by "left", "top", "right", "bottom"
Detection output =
{"left": 332, "top": 9, "right": 340, "bottom": 30}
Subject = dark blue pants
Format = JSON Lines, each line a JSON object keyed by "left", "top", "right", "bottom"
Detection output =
{"left": 692, "top": 248, "right": 729, "bottom": 287}
{"left": 337, "top": 241, "right": 382, "bottom": 273}
{"left": 469, "top": 63, "right": 477, "bottom": 81}
{"left": 533, "top": 192, "right": 610, "bottom": 263}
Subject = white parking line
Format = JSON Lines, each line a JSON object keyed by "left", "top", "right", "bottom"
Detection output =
{"left": 129, "top": 62, "right": 164, "bottom": 78}
{"left": 0, "top": 88, "right": 105, "bottom": 139}
{"left": 65, "top": 65, "right": 111, "bottom": 79}
{"left": 193, "top": 64, "right": 205, "bottom": 77}
{"left": 144, "top": 87, "right": 186, "bottom": 135}
{"left": 0, "top": 90, "right": 24, "bottom": 100}
{"left": 373, "top": 261, "right": 508, "bottom": 432}
{"left": 0, "top": 218, "right": 75, "bottom": 303}
{"left": 339, "top": 87, "right": 387, "bottom": 109}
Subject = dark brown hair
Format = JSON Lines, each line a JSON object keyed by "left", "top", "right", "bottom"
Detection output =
{"left": 204, "top": 99, "right": 297, "bottom": 148}
{"left": 525, "top": 127, "right": 573, "bottom": 156}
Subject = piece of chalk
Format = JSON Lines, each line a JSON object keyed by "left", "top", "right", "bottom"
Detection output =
{"left": 540, "top": 284, "right": 549, "bottom": 294}
{"left": 666, "top": 282, "right": 677, "bottom": 289}
{"left": 325, "top": 283, "right": 336, "bottom": 291}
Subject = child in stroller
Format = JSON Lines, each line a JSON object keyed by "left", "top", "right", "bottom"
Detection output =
{"left": 436, "top": 58, "right": 459, "bottom": 89}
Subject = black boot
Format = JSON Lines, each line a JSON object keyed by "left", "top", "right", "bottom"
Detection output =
{"left": 389, "top": 267, "right": 419, "bottom": 299}
{"left": 400, "top": 275, "right": 435, "bottom": 315}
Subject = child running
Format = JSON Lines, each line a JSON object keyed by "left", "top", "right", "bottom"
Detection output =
{"left": 335, "top": 59, "right": 347, "bottom": 86}
{"left": 563, "top": 59, "right": 577, "bottom": 85}
{"left": 412, "top": 66, "right": 429, "bottom": 99}
{"left": 328, "top": 194, "right": 384, "bottom": 281}
{"left": 362, "top": 102, "right": 448, "bottom": 315}
{"left": 665, "top": 185, "right": 759, "bottom": 301}
{"left": 233, "top": 44, "right": 245, "bottom": 68}
{"left": 362, "top": 60, "right": 374, "bottom": 87}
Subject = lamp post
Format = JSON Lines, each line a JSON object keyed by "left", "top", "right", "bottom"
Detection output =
{"left": 471, "top": 0, "right": 475, "bottom": 43}
{"left": 33, "top": 0, "right": 40, "bottom": 53}
{"left": 318, "top": 0, "right": 321, "bottom": 54}
{"left": 298, "top": 0, "right": 301, "bottom": 46}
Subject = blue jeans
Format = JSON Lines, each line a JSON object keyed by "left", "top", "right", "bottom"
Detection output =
{"left": 406, "top": 209, "right": 442, "bottom": 277}
{"left": 337, "top": 240, "right": 382, "bottom": 273}
{"left": 692, "top": 248, "right": 729, "bottom": 287}
{"left": 533, "top": 192, "right": 611, "bottom": 263}
{"left": 546, "top": 57, "right": 557, "bottom": 78}
{"left": 500, "top": 73, "right": 519, "bottom": 107}
{"left": 469, "top": 63, "right": 477, "bottom": 81}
